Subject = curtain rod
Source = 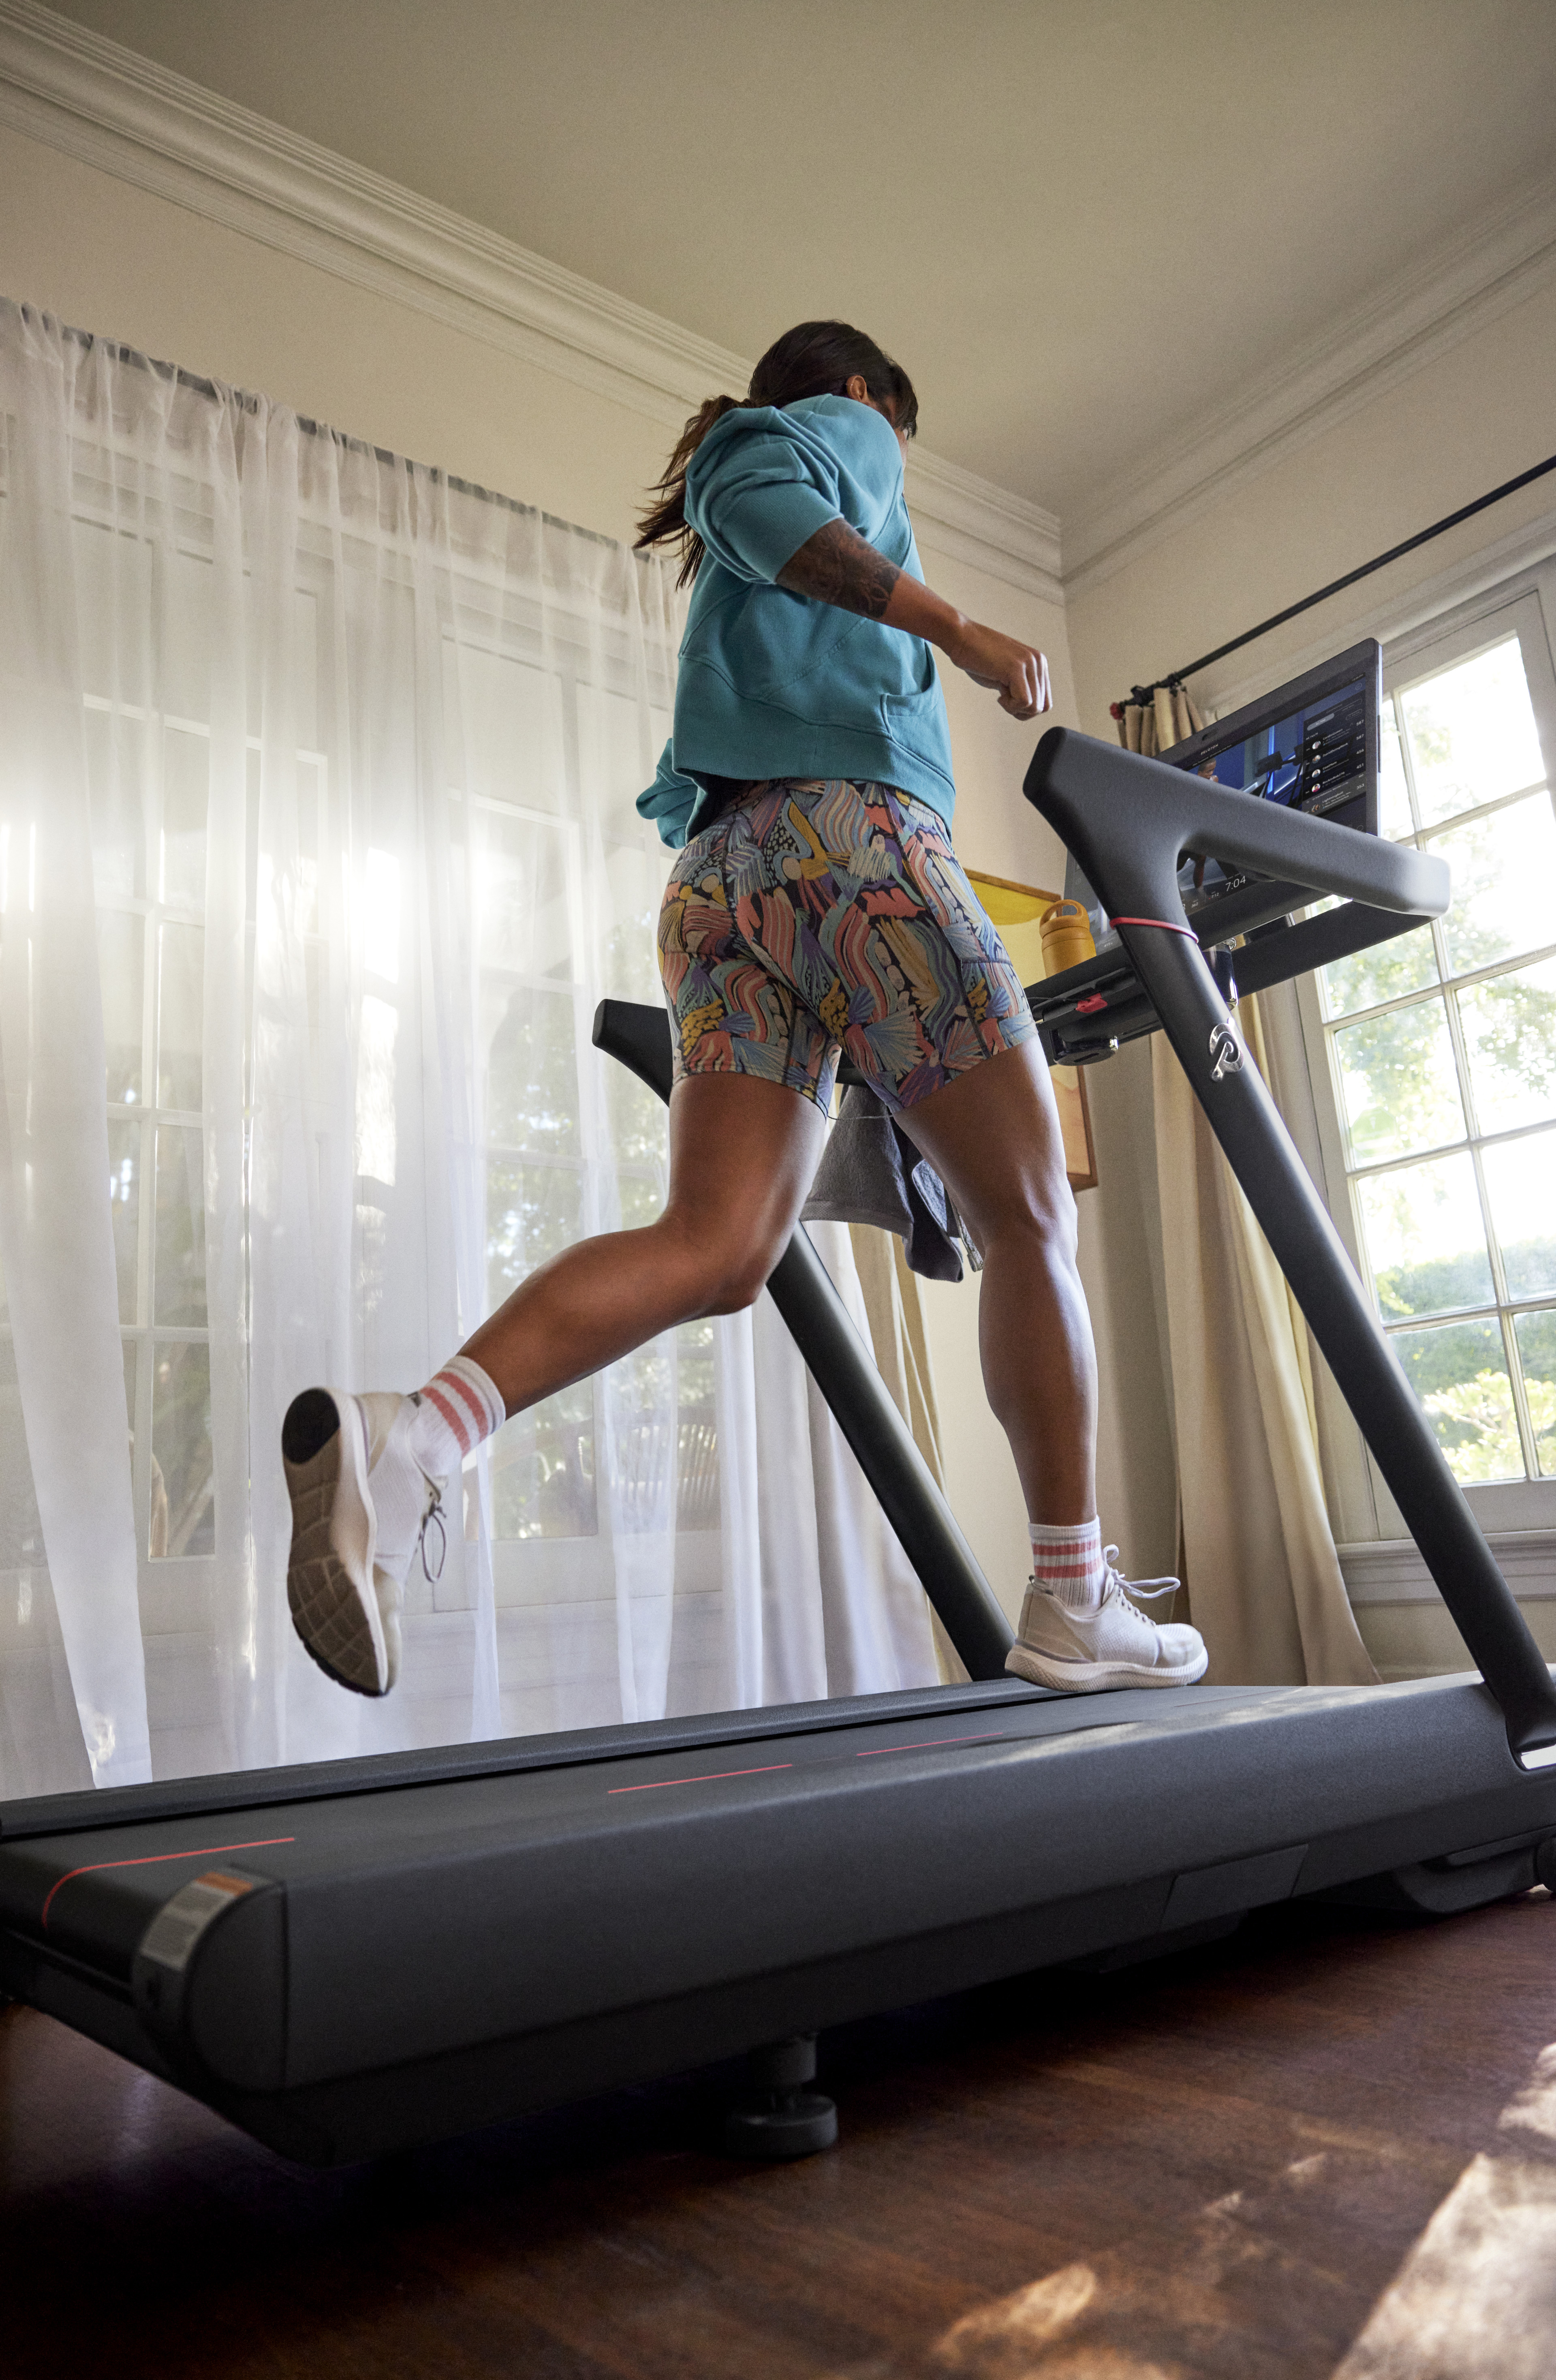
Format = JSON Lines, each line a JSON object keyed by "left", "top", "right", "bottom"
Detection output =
{"left": 1115, "top": 449, "right": 1556, "bottom": 715}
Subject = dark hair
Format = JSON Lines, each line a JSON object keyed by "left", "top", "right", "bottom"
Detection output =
{"left": 635, "top": 320, "right": 918, "bottom": 587}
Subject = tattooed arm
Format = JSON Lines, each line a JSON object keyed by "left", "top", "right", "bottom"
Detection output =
{"left": 775, "top": 516, "right": 902, "bottom": 619}
{"left": 776, "top": 516, "right": 1052, "bottom": 722}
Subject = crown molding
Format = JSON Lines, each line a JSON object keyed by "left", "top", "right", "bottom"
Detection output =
{"left": 0, "top": 0, "right": 1063, "bottom": 599}
{"left": 1063, "top": 171, "right": 1556, "bottom": 599}
{"left": 904, "top": 448, "right": 1061, "bottom": 603}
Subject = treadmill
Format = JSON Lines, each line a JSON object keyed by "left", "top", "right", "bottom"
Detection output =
{"left": 4, "top": 721, "right": 1556, "bottom": 2170}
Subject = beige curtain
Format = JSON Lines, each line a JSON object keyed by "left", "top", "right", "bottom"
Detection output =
{"left": 1151, "top": 998, "right": 1376, "bottom": 1686}
{"left": 848, "top": 1226, "right": 970, "bottom": 1684}
{"left": 1119, "top": 682, "right": 1202, "bottom": 757}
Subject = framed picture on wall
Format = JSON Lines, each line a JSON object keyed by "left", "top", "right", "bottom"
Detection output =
{"left": 966, "top": 871, "right": 1099, "bottom": 1193}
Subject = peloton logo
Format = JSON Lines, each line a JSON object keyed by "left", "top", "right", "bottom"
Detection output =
{"left": 1208, "top": 1020, "right": 1244, "bottom": 1082}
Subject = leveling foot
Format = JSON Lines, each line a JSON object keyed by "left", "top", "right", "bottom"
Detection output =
{"left": 724, "top": 2034, "right": 838, "bottom": 2160}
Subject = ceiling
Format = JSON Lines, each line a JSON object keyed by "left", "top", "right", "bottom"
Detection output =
{"left": 42, "top": 0, "right": 1556, "bottom": 527}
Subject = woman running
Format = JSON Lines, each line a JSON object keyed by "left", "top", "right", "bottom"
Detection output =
{"left": 282, "top": 320, "right": 1206, "bottom": 1702}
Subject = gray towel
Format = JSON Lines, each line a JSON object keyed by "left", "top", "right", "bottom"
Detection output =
{"left": 801, "top": 1086, "right": 981, "bottom": 1283}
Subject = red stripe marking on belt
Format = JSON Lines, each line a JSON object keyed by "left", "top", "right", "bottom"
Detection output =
{"left": 856, "top": 1732, "right": 1009, "bottom": 1757}
{"left": 40, "top": 1837, "right": 297, "bottom": 1930}
{"left": 608, "top": 1764, "right": 794, "bottom": 1795}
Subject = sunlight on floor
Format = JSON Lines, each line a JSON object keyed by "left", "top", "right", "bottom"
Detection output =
{"left": 878, "top": 2039, "right": 1556, "bottom": 2378}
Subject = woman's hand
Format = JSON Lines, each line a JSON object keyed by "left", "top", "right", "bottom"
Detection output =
{"left": 944, "top": 620, "right": 1052, "bottom": 719}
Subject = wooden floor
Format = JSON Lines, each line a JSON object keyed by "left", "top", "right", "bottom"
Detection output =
{"left": 6, "top": 1892, "right": 1556, "bottom": 2379}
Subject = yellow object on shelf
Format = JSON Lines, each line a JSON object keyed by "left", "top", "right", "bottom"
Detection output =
{"left": 1038, "top": 898, "right": 1097, "bottom": 978}
{"left": 963, "top": 870, "right": 1056, "bottom": 985}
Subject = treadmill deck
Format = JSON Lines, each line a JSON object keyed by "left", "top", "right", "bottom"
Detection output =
{"left": 4, "top": 1673, "right": 1552, "bottom": 2164}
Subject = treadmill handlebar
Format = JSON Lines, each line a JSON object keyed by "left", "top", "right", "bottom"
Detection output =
{"left": 1024, "top": 726, "right": 1449, "bottom": 927}
{"left": 1023, "top": 732, "right": 1556, "bottom": 1768}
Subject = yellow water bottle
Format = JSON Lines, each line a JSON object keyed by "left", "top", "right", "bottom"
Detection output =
{"left": 1039, "top": 899, "right": 1097, "bottom": 978}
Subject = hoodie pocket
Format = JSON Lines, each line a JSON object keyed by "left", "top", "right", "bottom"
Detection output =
{"left": 878, "top": 662, "right": 952, "bottom": 773}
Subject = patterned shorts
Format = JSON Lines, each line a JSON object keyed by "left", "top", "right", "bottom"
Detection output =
{"left": 658, "top": 778, "right": 1036, "bottom": 1113}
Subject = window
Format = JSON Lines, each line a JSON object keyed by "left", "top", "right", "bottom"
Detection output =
{"left": 1300, "top": 582, "right": 1556, "bottom": 1511}
{"left": 86, "top": 615, "right": 225, "bottom": 1567}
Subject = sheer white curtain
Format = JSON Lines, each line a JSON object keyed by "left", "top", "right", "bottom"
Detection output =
{"left": 0, "top": 302, "right": 937, "bottom": 1798}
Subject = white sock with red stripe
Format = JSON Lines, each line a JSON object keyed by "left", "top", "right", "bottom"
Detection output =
{"left": 408, "top": 1355, "right": 506, "bottom": 1479}
{"left": 1029, "top": 1517, "right": 1106, "bottom": 1613}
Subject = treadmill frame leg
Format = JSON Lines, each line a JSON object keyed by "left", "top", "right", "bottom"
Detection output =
{"left": 723, "top": 2035, "right": 838, "bottom": 2161}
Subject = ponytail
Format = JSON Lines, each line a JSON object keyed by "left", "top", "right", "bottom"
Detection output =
{"left": 634, "top": 321, "right": 917, "bottom": 588}
{"left": 635, "top": 392, "right": 751, "bottom": 590}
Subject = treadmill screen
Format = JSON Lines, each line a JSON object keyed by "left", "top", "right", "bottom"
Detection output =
{"left": 1195, "top": 679, "right": 1370, "bottom": 819}
{"left": 1064, "top": 640, "right": 1381, "bottom": 949}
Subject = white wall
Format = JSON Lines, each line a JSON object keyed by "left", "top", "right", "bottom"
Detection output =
{"left": 0, "top": 117, "right": 1074, "bottom": 1616}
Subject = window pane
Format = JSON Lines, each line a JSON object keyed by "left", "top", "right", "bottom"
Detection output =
{"left": 157, "top": 921, "right": 203, "bottom": 1111}
{"left": 1378, "top": 697, "right": 1413, "bottom": 840}
{"left": 98, "top": 908, "right": 144, "bottom": 1105}
{"left": 1356, "top": 1152, "right": 1492, "bottom": 1321}
{"left": 485, "top": 1161, "right": 583, "bottom": 1312}
{"left": 476, "top": 813, "right": 572, "bottom": 979}
{"left": 1481, "top": 1130, "right": 1556, "bottom": 1300}
{"left": 1391, "top": 1317, "right": 1522, "bottom": 1484}
{"left": 489, "top": 1384, "right": 596, "bottom": 1540}
{"left": 608, "top": 1342, "right": 678, "bottom": 1535}
{"left": 160, "top": 725, "right": 209, "bottom": 908}
{"left": 1457, "top": 955, "right": 1556, "bottom": 1136}
{"left": 1513, "top": 1308, "right": 1556, "bottom": 1479}
{"left": 449, "top": 643, "right": 566, "bottom": 816}
{"left": 1399, "top": 637, "right": 1546, "bottom": 827}
{"left": 1431, "top": 794, "right": 1556, "bottom": 979}
{"left": 107, "top": 1117, "right": 142, "bottom": 1323}
{"left": 154, "top": 1124, "right": 207, "bottom": 1327}
{"left": 616, "top": 1172, "right": 664, "bottom": 1231}
{"left": 608, "top": 1064, "right": 669, "bottom": 1168}
{"left": 677, "top": 1318, "right": 718, "bottom": 1532}
{"left": 85, "top": 706, "right": 148, "bottom": 902}
{"left": 1331, "top": 997, "right": 1464, "bottom": 1165}
{"left": 602, "top": 841, "right": 669, "bottom": 1002}
{"left": 483, "top": 985, "right": 580, "bottom": 1156}
{"left": 151, "top": 1340, "right": 214, "bottom": 1557}
{"left": 353, "top": 993, "right": 398, "bottom": 1188}
{"left": 1319, "top": 921, "right": 1437, "bottom": 1019}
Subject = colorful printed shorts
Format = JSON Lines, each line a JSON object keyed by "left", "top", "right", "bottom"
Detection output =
{"left": 658, "top": 778, "right": 1036, "bottom": 1113}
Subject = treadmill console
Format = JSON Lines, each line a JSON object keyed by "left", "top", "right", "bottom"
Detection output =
{"left": 1037, "top": 640, "right": 1383, "bottom": 1064}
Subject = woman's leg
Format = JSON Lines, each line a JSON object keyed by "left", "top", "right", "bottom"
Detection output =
{"left": 283, "top": 1071, "right": 825, "bottom": 1697}
{"left": 462, "top": 1072, "right": 828, "bottom": 1413}
{"left": 893, "top": 1038, "right": 1096, "bottom": 1527}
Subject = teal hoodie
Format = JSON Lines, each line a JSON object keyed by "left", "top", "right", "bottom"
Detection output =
{"left": 636, "top": 394, "right": 955, "bottom": 849}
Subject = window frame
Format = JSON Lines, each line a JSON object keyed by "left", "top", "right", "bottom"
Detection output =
{"left": 1293, "top": 563, "right": 1556, "bottom": 1537}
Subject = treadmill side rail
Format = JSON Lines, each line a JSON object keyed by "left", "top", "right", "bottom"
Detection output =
{"left": 1024, "top": 727, "right": 1556, "bottom": 1768}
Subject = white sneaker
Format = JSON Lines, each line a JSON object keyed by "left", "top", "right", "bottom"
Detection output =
{"left": 282, "top": 1388, "right": 446, "bottom": 1697}
{"left": 1005, "top": 1549, "right": 1208, "bottom": 1692}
